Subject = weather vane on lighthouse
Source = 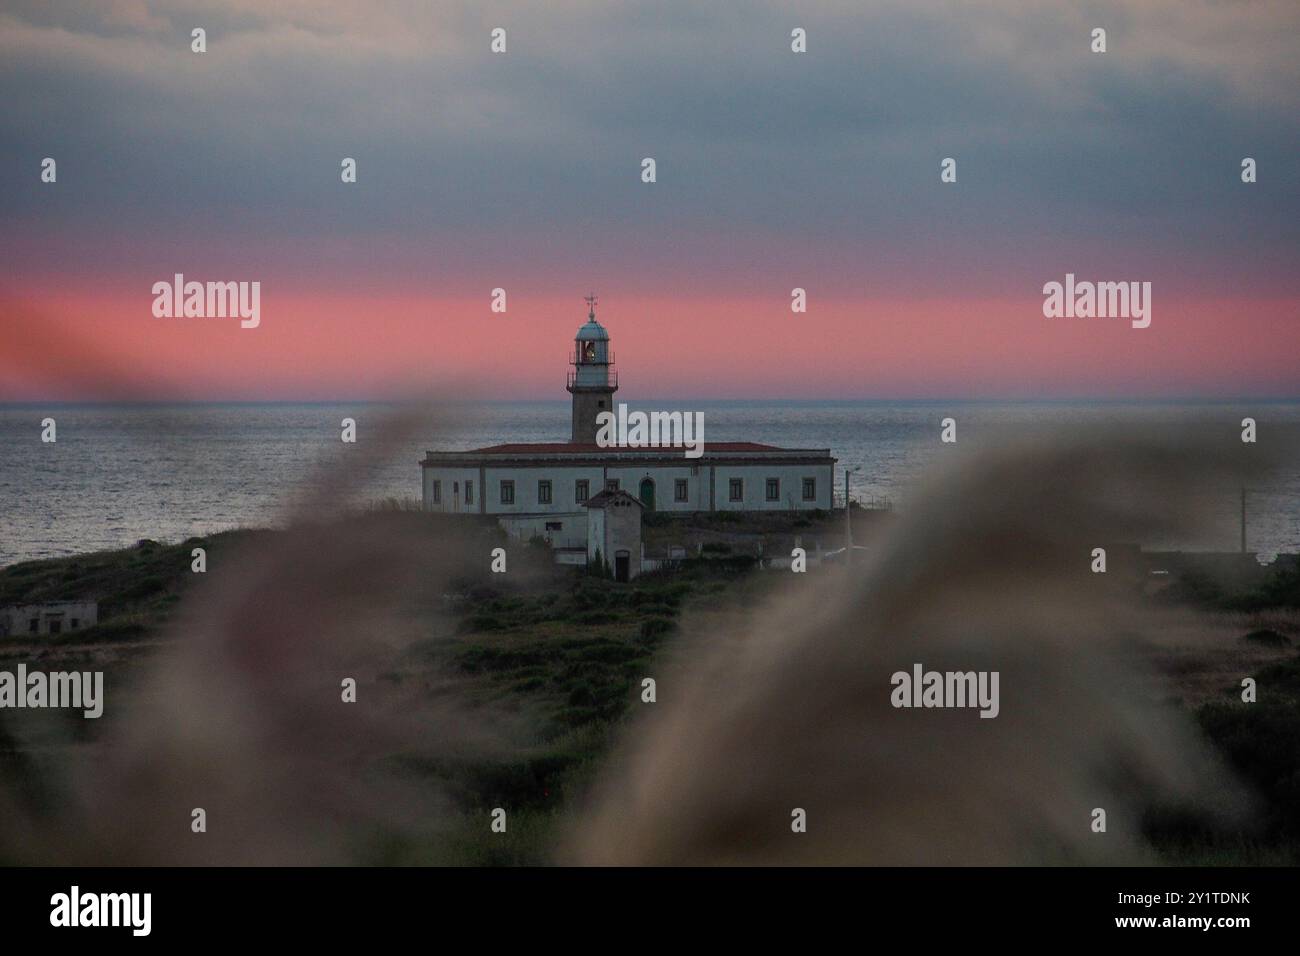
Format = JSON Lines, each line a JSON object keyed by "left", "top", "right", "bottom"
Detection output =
{"left": 584, "top": 292, "right": 598, "bottom": 320}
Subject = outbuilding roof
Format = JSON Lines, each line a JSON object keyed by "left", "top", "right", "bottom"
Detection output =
{"left": 583, "top": 489, "right": 645, "bottom": 509}
{"left": 457, "top": 441, "right": 781, "bottom": 454}
{"left": 420, "top": 441, "right": 836, "bottom": 467}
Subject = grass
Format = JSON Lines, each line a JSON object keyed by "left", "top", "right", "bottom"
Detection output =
{"left": 0, "top": 527, "right": 753, "bottom": 863}
{"left": 5, "top": 518, "right": 1300, "bottom": 865}
{"left": 1142, "top": 653, "right": 1300, "bottom": 864}
{"left": 438, "top": 569, "right": 714, "bottom": 733}
{"left": 372, "top": 560, "right": 753, "bottom": 862}
{"left": 0, "top": 530, "right": 271, "bottom": 638}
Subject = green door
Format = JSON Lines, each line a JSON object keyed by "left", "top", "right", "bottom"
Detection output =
{"left": 639, "top": 478, "right": 655, "bottom": 511}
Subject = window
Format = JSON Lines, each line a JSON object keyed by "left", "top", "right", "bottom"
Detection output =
{"left": 606, "top": 479, "right": 620, "bottom": 492}
{"left": 766, "top": 478, "right": 780, "bottom": 501}
{"left": 802, "top": 477, "right": 816, "bottom": 501}
{"left": 431, "top": 480, "right": 441, "bottom": 504}
{"left": 575, "top": 479, "right": 589, "bottom": 503}
{"left": 28, "top": 618, "right": 39, "bottom": 634}
{"left": 729, "top": 478, "right": 743, "bottom": 502}
{"left": 71, "top": 619, "right": 79, "bottom": 629}
{"left": 674, "top": 478, "right": 688, "bottom": 502}
{"left": 465, "top": 480, "right": 474, "bottom": 505}
{"left": 538, "top": 480, "right": 552, "bottom": 504}
{"left": 545, "top": 521, "right": 563, "bottom": 531}
{"left": 49, "top": 619, "right": 62, "bottom": 635}
{"left": 500, "top": 480, "right": 515, "bottom": 505}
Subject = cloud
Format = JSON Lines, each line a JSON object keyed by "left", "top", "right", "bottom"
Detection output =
{"left": 0, "top": 0, "right": 1296, "bottom": 295}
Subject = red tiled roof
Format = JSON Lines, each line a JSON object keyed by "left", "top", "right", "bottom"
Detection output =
{"left": 460, "top": 441, "right": 783, "bottom": 454}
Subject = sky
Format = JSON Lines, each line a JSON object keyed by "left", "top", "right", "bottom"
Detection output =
{"left": 1, "top": 0, "right": 1298, "bottom": 401}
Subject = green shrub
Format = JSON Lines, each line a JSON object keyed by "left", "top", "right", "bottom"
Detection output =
{"left": 576, "top": 640, "right": 639, "bottom": 664}
{"left": 574, "top": 609, "right": 618, "bottom": 625}
{"left": 1198, "top": 693, "right": 1300, "bottom": 841}
{"left": 460, "top": 613, "right": 507, "bottom": 633}
{"left": 636, "top": 602, "right": 678, "bottom": 617}
{"left": 639, "top": 616, "right": 675, "bottom": 642}
{"left": 63, "top": 619, "right": 147, "bottom": 643}
{"left": 117, "top": 574, "right": 167, "bottom": 600}
{"left": 567, "top": 683, "right": 596, "bottom": 707}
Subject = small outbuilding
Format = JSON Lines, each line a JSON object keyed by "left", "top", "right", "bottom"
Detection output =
{"left": 584, "top": 489, "right": 645, "bottom": 581}
{"left": 0, "top": 601, "right": 99, "bottom": 637}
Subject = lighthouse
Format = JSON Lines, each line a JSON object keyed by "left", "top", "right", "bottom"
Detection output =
{"left": 566, "top": 294, "right": 618, "bottom": 443}
{"left": 420, "top": 290, "right": 836, "bottom": 548}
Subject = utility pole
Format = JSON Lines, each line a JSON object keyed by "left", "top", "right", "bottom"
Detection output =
{"left": 1241, "top": 485, "right": 1247, "bottom": 554}
{"left": 844, "top": 467, "right": 857, "bottom": 565}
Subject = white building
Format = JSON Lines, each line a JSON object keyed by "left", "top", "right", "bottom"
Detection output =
{"left": 585, "top": 489, "right": 645, "bottom": 581}
{"left": 421, "top": 299, "right": 836, "bottom": 548}
{"left": 0, "top": 601, "right": 99, "bottom": 637}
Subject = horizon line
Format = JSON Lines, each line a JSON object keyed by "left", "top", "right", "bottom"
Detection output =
{"left": 5, "top": 396, "right": 1300, "bottom": 407}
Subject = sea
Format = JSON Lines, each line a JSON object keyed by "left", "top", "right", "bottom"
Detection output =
{"left": 2, "top": 400, "right": 1299, "bottom": 567}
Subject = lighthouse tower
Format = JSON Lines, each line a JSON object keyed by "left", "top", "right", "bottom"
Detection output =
{"left": 567, "top": 294, "right": 618, "bottom": 443}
